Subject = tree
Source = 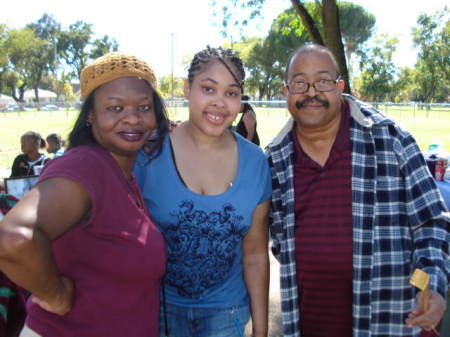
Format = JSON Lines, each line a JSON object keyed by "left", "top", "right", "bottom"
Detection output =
{"left": 26, "top": 14, "right": 62, "bottom": 104}
{"left": 158, "top": 75, "right": 184, "bottom": 98}
{"left": 58, "top": 21, "right": 120, "bottom": 81}
{"left": 338, "top": 2, "right": 375, "bottom": 60}
{"left": 28, "top": 41, "right": 56, "bottom": 104}
{"left": 27, "top": 14, "right": 61, "bottom": 73}
{"left": 238, "top": 20, "right": 308, "bottom": 99}
{"left": 90, "top": 35, "right": 119, "bottom": 60}
{"left": 60, "top": 81, "right": 76, "bottom": 102}
{"left": 393, "top": 67, "right": 418, "bottom": 102}
{"left": 268, "top": 3, "right": 375, "bottom": 81}
{"left": 212, "top": 0, "right": 354, "bottom": 93}
{"left": 226, "top": 2, "right": 374, "bottom": 99}
{"left": 40, "top": 72, "right": 75, "bottom": 102}
{"left": 219, "top": 8, "right": 310, "bottom": 99}
{"left": 0, "top": 24, "right": 9, "bottom": 94}
{"left": 358, "top": 34, "right": 398, "bottom": 102}
{"left": 412, "top": 8, "right": 449, "bottom": 103}
{"left": 0, "top": 18, "right": 120, "bottom": 103}
{"left": 4, "top": 28, "right": 45, "bottom": 103}
{"left": 245, "top": 38, "right": 283, "bottom": 99}
{"left": 58, "top": 21, "right": 93, "bottom": 80}
{"left": 2, "top": 70, "right": 20, "bottom": 98}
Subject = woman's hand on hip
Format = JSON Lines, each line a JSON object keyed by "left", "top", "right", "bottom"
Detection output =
{"left": 31, "top": 276, "right": 75, "bottom": 315}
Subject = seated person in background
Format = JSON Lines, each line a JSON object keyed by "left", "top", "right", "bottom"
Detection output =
{"left": 235, "top": 95, "right": 260, "bottom": 146}
{"left": 10, "top": 131, "right": 49, "bottom": 177}
{"left": 45, "top": 133, "right": 65, "bottom": 158}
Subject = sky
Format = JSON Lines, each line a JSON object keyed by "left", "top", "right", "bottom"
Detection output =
{"left": 0, "top": 0, "right": 448, "bottom": 78}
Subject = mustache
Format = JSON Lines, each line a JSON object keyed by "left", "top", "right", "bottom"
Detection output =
{"left": 295, "top": 96, "right": 329, "bottom": 109}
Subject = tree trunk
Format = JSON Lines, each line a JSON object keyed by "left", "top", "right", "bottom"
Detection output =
{"left": 34, "top": 87, "right": 40, "bottom": 104}
{"left": 258, "top": 87, "right": 265, "bottom": 101}
{"left": 18, "top": 84, "right": 26, "bottom": 103}
{"left": 291, "top": 0, "right": 324, "bottom": 45}
{"left": 321, "top": 0, "right": 351, "bottom": 94}
{"left": 290, "top": 0, "right": 352, "bottom": 94}
{"left": 10, "top": 85, "right": 26, "bottom": 104}
{"left": 10, "top": 86, "right": 18, "bottom": 102}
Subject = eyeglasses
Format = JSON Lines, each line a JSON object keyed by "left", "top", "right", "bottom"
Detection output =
{"left": 287, "top": 77, "right": 341, "bottom": 94}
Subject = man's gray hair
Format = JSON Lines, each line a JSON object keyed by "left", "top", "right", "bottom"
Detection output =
{"left": 285, "top": 44, "right": 340, "bottom": 83}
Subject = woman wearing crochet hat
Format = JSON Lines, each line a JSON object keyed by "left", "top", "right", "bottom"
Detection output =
{"left": 0, "top": 52, "right": 169, "bottom": 337}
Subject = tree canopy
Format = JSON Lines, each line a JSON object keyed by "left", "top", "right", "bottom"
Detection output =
{"left": 0, "top": 14, "right": 119, "bottom": 104}
{"left": 358, "top": 34, "right": 398, "bottom": 102}
{"left": 212, "top": 0, "right": 356, "bottom": 93}
{"left": 412, "top": 7, "right": 449, "bottom": 102}
{"left": 213, "top": 1, "right": 448, "bottom": 103}
{"left": 223, "top": 1, "right": 375, "bottom": 100}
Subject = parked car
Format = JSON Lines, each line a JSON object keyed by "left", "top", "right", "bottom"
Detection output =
{"left": 41, "top": 104, "right": 59, "bottom": 111}
{"left": 5, "top": 105, "right": 21, "bottom": 112}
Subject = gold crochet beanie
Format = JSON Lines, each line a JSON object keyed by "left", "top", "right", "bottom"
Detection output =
{"left": 80, "top": 52, "right": 157, "bottom": 100}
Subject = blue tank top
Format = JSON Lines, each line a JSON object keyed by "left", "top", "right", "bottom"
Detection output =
{"left": 134, "top": 133, "right": 271, "bottom": 308}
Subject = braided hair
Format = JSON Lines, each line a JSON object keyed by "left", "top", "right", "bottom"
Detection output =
{"left": 187, "top": 46, "right": 245, "bottom": 92}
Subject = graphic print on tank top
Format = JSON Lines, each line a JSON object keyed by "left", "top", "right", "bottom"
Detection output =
{"left": 163, "top": 200, "right": 246, "bottom": 299}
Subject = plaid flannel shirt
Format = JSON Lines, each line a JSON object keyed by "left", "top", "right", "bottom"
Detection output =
{"left": 266, "top": 94, "right": 450, "bottom": 337}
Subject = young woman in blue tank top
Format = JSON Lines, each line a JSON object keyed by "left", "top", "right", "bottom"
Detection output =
{"left": 135, "top": 46, "right": 271, "bottom": 337}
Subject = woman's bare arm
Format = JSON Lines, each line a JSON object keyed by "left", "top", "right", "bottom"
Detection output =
{"left": 0, "top": 178, "right": 90, "bottom": 314}
{"left": 243, "top": 199, "right": 270, "bottom": 337}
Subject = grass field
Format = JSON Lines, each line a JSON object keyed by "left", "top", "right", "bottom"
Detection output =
{"left": 1, "top": 104, "right": 449, "bottom": 174}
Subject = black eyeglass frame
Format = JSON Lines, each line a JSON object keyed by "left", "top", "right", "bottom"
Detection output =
{"left": 286, "top": 76, "right": 342, "bottom": 94}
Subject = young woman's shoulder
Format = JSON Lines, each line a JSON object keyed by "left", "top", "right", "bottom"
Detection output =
{"left": 236, "top": 135, "right": 268, "bottom": 170}
{"left": 235, "top": 133, "right": 265, "bottom": 160}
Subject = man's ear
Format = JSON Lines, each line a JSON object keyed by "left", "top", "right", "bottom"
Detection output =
{"left": 283, "top": 85, "right": 290, "bottom": 98}
{"left": 183, "top": 80, "right": 191, "bottom": 99}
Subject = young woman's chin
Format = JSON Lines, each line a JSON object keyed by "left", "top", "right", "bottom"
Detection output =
{"left": 202, "top": 122, "right": 234, "bottom": 138}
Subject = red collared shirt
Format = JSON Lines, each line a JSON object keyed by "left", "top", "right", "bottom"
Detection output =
{"left": 293, "top": 100, "right": 353, "bottom": 336}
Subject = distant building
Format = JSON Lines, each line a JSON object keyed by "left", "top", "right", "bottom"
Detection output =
{"left": 0, "top": 94, "right": 16, "bottom": 110}
{"left": 23, "top": 89, "right": 57, "bottom": 104}
{"left": 0, "top": 94, "right": 15, "bottom": 105}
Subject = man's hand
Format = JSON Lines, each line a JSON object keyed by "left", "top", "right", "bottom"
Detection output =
{"left": 405, "top": 290, "right": 447, "bottom": 331}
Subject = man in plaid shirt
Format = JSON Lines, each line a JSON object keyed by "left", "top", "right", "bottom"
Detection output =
{"left": 266, "top": 44, "right": 449, "bottom": 337}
